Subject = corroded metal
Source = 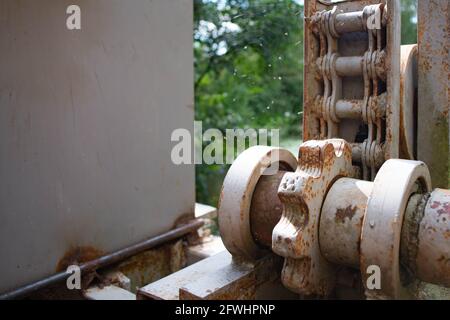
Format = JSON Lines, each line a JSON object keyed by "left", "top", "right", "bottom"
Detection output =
{"left": 272, "top": 139, "right": 353, "bottom": 296}
{"left": 400, "top": 193, "right": 427, "bottom": 281}
{"left": 360, "top": 160, "right": 431, "bottom": 299}
{"left": 179, "top": 254, "right": 281, "bottom": 300}
{"left": 216, "top": 147, "right": 449, "bottom": 299}
{"left": 0, "top": 219, "right": 203, "bottom": 300}
{"left": 218, "top": 146, "right": 297, "bottom": 259}
{"left": 417, "top": 0, "right": 449, "bottom": 188}
{"left": 116, "top": 239, "right": 186, "bottom": 293}
{"left": 138, "top": 251, "right": 235, "bottom": 300}
{"left": 416, "top": 189, "right": 450, "bottom": 287}
{"left": 321, "top": 171, "right": 450, "bottom": 292}
{"left": 212, "top": 0, "right": 449, "bottom": 300}
{"left": 250, "top": 170, "right": 290, "bottom": 248}
{"left": 304, "top": 0, "right": 401, "bottom": 181}
{"left": 319, "top": 177, "right": 373, "bottom": 268}
{"left": 137, "top": 251, "right": 285, "bottom": 300}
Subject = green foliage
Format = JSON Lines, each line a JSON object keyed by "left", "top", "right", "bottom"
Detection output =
{"left": 401, "top": 0, "right": 417, "bottom": 44}
{"left": 195, "top": 0, "right": 303, "bottom": 205}
{"left": 195, "top": 0, "right": 418, "bottom": 206}
{"left": 195, "top": 0, "right": 303, "bottom": 134}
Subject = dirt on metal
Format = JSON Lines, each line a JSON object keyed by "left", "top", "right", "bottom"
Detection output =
{"left": 56, "top": 246, "right": 104, "bottom": 272}
{"left": 335, "top": 205, "right": 357, "bottom": 223}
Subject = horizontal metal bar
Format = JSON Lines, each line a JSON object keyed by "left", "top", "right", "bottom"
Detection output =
{"left": 350, "top": 142, "right": 384, "bottom": 168}
{"left": 0, "top": 219, "right": 204, "bottom": 300}
{"left": 335, "top": 56, "right": 363, "bottom": 77}
{"left": 334, "top": 5, "right": 386, "bottom": 35}
{"left": 335, "top": 92, "right": 386, "bottom": 121}
{"left": 334, "top": 11, "right": 366, "bottom": 34}
{"left": 317, "top": 54, "right": 386, "bottom": 79}
{"left": 336, "top": 99, "right": 363, "bottom": 119}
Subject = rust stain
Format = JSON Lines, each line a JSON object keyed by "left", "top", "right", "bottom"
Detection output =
{"left": 117, "top": 240, "right": 185, "bottom": 291}
{"left": 56, "top": 246, "right": 104, "bottom": 272}
{"left": 444, "top": 230, "right": 450, "bottom": 240}
{"left": 335, "top": 205, "right": 357, "bottom": 223}
{"left": 430, "top": 201, "right": 441, "bottom": 209}
{"left": 430, "top": 201, "right": 450, "bottom": 216}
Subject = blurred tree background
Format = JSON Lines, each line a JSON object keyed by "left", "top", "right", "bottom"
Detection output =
{"left": 195, "top": 0, "right": 418, "bottom": 206}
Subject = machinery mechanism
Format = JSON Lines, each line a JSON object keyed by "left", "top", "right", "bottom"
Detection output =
{"left": 1, "top": 0, "right": 447, "bottom": 301}
{"left": 136, "top": 0, "right": 448, "bottom": 301}
{"left": 219, "top": 141, "right": 449, "bottom": 299}
{"left": 216, "top": 0, "right": 449, "bottom": 300}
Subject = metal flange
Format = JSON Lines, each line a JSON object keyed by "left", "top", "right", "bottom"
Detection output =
{"left": 360, "top": 159, "right": 431, "bottom": 299}
{"left": 399, "top": 44, "right": 418, "bottom": 160}
{"left": 218, "top": 146, "right": 297, "bottom": 259}
{"left": 272, "top": 139, "right": 353, "bottom": 295}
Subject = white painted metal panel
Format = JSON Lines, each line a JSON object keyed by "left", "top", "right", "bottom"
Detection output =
{"left": 0, "top": 0, "right": 194, "bottom": 293}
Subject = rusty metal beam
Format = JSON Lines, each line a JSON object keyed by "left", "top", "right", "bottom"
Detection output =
{"left": 137, "top": 251, "right": 285, "bottom": 300}
{"left": 179, "top": 254, "right": 281, "bottom": 300}
{"left": 417, "top": 0, "right": 449, "bottom": 188}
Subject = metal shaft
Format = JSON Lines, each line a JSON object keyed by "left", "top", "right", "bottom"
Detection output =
{"left": 320, "top": 179, "right": 450, "bottom": 288}
{"left": 248, "top": 172, "right": 450, "bottom": 288}
{"left": 250, "top": 171, "right": 288, "bottom": 248}
{"left": 0, "top": 219, "right": 204, "bottom": 300}
{"left": 319, "top": 178, "right": 373, "bottom": 268}
{"left": 415, "top": 189, "right": 450, "bottom": 287}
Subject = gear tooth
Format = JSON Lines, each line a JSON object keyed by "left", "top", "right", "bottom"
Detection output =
{"left": 274, "top": 139, "right": 353, "bottom": 296}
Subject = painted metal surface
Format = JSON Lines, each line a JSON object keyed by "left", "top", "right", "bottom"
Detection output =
{"left": 319, "top": 177, "right": 373, "bottom": 268}
{"left": 218, "top": 146, "right": 297, "bottom": 259}
{"left": 417, "top": 0, "right": 449, "bottom": 189}
{"left": 84, "top": 285, "right": 136, "bottom": 300}
{"left": 178, "top": 254, "right": 280, "bottom": 300}
{"left": 0, "top": 0, "right": 194, "bottom": 294}
{"left": 360, "top": 159, "right": 432, "bottom": 299}
{"left": 399, "top": 44, "right": 418, "bottom": 160}
{"left": 138, "top": 250, "right": 284, "bottom": 300}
